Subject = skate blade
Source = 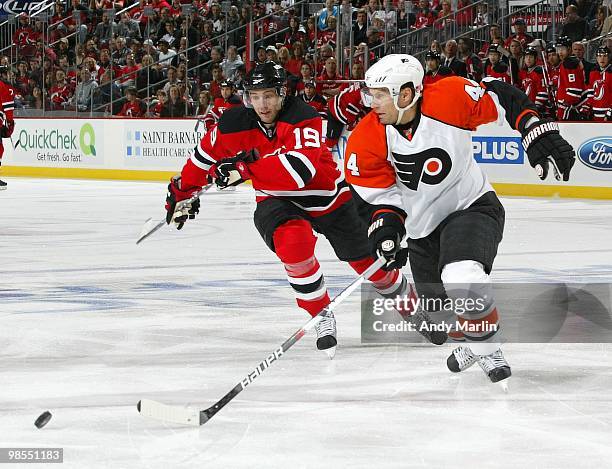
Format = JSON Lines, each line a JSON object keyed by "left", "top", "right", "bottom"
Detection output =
{"left": 323, "top": 346, "right": 336, "bottom": 360}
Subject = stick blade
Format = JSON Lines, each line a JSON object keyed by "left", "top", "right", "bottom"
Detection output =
{"left": 137, "top": 399, "right": 202, "bottom": 426}
{"left": 136, "top": 218, "right": 166, "bottom": 245}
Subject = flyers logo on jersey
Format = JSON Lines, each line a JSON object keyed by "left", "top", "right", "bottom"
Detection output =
{"left": 391, "top": 148, "right": 452, "bottom": 191}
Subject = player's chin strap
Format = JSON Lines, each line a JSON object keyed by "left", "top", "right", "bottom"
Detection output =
{"left": 394, "top": 90, "right": 422, "bottom": 125}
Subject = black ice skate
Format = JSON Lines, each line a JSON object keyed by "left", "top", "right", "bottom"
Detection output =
{"left": 315, "top": 311, "right": 337, "bottom": 359}
{"left": 0, "top": 179, "right": 6, "bottom": 190}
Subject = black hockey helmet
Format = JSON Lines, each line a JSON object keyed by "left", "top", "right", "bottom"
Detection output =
{"left": 243, "top": 61, "right": 287, "bottom": 108}
{"left": 425, "top": 50, "right": 441, "bottom": 61}
{"left": 555, "top": 36, "right": 571, "bottom": 49}
{"left": 596, "top": 45, "right": 610, "bottom": 57}
{"left": 220, "top": 79, "right": 234, "bottom": 89}
{"left": 545, "top": 43, "right": 557, "bottom": 54}
{"left": 524, "top": 47, "right": 538, "bottom": 57}
{"left": 487, "top": 43, "right": 501, "bottom": 55}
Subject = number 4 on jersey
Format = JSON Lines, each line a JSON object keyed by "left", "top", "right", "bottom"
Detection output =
{"left": 347, "top": 152, "right": 360, "bottom": 176}
{"left": 464, "top": 84, "right": 485, "bottom": 102}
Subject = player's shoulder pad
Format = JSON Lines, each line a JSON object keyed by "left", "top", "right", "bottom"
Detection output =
{"left": 350, "top": 111, "right": 384, "bottom": 146}
{"left": 563, "top": 56, "right": 581, "bottom": 69}
{"left": 279, "top": 96, "right": 320, "bottom": 124}
{"left": 217, "top": 105, "right": 256, "bottom": 133}
{"left": 228, "top": 94, "right": 242, "bottom": 104}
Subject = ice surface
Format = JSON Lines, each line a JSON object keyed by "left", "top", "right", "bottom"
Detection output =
{"left": 1, "top": 178, "right": 611, "bottom": 469}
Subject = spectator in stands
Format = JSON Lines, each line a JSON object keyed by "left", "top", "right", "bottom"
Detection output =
{"left": 197, "top": 21, "right": 218, "bottom": 63}
{"left": 277, "top": 46, "right": 292, "bottom": 72}
{"left": 220, "top": 45, "right": 243, "bottom": 82}
{"left": 484, "top": 44, "right": 511, "bottom": 82}
{"left": 377, "top": 0, "right": 398, "bottom": 35}
{"left": 318, "top": 0, "right": 339, "bottom": 31}
{"left": 143, "top": 39, "right": 159, "bottom": 62}
{"left": 436, "top": 0, "right": 455, "bottom": 30}
{"left": 318, "top": 56, "right": 345, "bottom": 98}
{"left": 266, "top": 45, "right": 279, "bottom": 62}
{"left": 572, "top": 41, "right": 595, "bottom": 83}
{"left": 366, "top": 28, "right": 383, "bottom": 58}
{"left": 285, "top": 16, "right": 306, "bottom": 46}
{"left": 506, "top": 38, "right": 523, "bottom": 84}
{"left": 162, "top": 65, "right": 179, "bottom": 93}
{"left": 94, "top": 11, "right": 118, "bottom": 42}
{"left": 413, "top": 0, "right": 435, "bottom": 30}
{"left": 457, "top": 37, "right": 482, "bottom": 81}
{"left": 423, "top": 50, "right": 453, "bottom": 85}
{"left": 430, "top": 39, "right": 442, "bottom": 54}
{"left": 353, "top": 9, "right": 368, "bottom": 44}
{"left": 286, "top": 41, "right": 305, "bottom": 77}
{"left": 366, "top": 0, "right": 381, "bottom": 25}
{"left": 27, "top": 86, "right": 44, "bottom": 110}
{"left": 119, "top": 53, "right": 140, "bottom": 89}
{"left": 479, "top": 23, "right": 502, "bottom": 59}
{"left": 73, "top": 67, "right": 99, "bottom": 112}
{"left": 14, "top": 61, "right": 31, "bottom": 97}
{"left": 295, "top": 61, "right": 314, "bottom": 95}
{"left": 96, "top": 69, "right": 122, "bottom": 114}
{"left": 13, "top": 14, "right": 37, "bottom": 57}
{"left": 560, "top": 5, "right": 589, "bottom": 43}
{"left": 255, "top": 46, "right": 267, "bottom": 65}
{"left": 442, "top": 39, "right": 467, "bottom": 77}
{"left": 118, "top": 12, "right": 142, "bottom": 41}
{"left": 48, "top": 69, "right": 73, "bottom": 110}
{"left": 207, "top": 2, "right": 225, "bottom": 35}
{"left": 305, "top": 16, "right": 316, "bottom": 50}
{"left": 350, "top": 61, "right": 365, "bottom": 80}
{"left": 157, "top": 39, "right": 177, "bottom": 69}
{"left": 300, "top": 80, "right": 327, "bottom": 118}
{"left": 193, "top": 89, "right": 211, "bottom": 117}
{"left": 161, "top": 84, "right": 186, "bottom": 116}
{"left": 56, "top": 38, "right": 75, "bottom": 66}
{"left": 99, "top": 48, "right": 121, "bottom": 79}
{"left": 397, "top": 0, "right": 414, "bottom": 34}
{"left": 136, "top": 54, "right": 163, "bottom": 95}
{"left": 118, "top": 86, "right": 147, "bottom": 117}
{"left": 589, "top": 5, "right": 609, "bottom": 38}
{"left": 208, "top": 63, "right": 224, "bottom": 99}
{"left": 159, "top": 21, "right": 181, "bottom": 48}
{"left": 504, "top": 18, "right": 533, "bottom": 50}
{"left": 472, "top": 1, "right": 489, "bottom": 29}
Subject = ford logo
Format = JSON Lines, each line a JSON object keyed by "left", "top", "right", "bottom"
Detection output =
{"left": 578, "top": 137, "right": 612, "bottom": 171}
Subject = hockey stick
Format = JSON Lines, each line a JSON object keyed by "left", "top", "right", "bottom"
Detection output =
{"left": 137, "top": 256, "right": 388, "bottom": 426}
{"left": 136, "top": 183, "right": 213, "bottom": 244}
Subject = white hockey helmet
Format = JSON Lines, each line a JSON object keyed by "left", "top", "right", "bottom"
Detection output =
{"left": 364, "top": 54, "right": 424, "bottom": 124}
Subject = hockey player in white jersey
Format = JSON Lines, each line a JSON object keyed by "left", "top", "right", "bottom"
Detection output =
{"left": 345, "top": 54, "right": 575, "bottom": 384}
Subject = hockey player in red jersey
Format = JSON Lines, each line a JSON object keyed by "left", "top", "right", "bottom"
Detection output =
{"left": 325, "top": 81, "right": 369, "bottom": 149}
{"left": 581, "top": 46, "right": 611, "bottom": 121}
{"left": 519, "top": 47, "right": 548, "bottom": 113}
{"left": 347, "top": 54, "right": 575, "bottom": 385}
{"left": 202, "top": 80, "right": 242, "bottom": 130}
{"left": 0, "top": 67, "right": 15, "bottom": 190}
{"left": 422, "top": 51, "right": 453, "bottom": 86}
{"left": 555, "top": 36, "right": 586, "bottom": 121}
{"left": 164, "top": 62, "right": 447, "bottom": 358}
{"left": 484, "top": 44, "right": 511, "bottom": 83}
{"left": 299, "top": 80, "right": 327, "bottom": 119}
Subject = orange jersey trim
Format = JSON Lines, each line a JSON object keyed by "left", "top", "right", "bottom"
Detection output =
{"left": 344, "top": 111, "right": 395, "bottom": 189}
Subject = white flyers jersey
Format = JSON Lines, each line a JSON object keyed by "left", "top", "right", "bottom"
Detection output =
{"left": 345, "top": 76, "right": 511, "bottom": 239}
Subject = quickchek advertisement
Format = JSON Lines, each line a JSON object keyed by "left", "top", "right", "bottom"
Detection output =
{"left": 12, "top": 120, "right": 104, "bottom": 167}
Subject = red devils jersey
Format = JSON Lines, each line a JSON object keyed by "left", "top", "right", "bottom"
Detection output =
{"left": 463, "top": 53, "right": 483, "bottom": 82}
{"left": 300, "top": 93, "right": 327, "bottom": 118}
{"left": 585, "top": 66, "right": 612, "bottom": 121}
{"left": 328, "top": 82, "right": 367, "bottom": 130}
{"left": 485, "top": 62, "right": 511, "bottom": 83}
{"left": 0, "top": 81, "right": 15, "bottom": 141}
{"left": 182, "top": 97, "right": 351, "bottom": 216}
{"left": 423, "top": 66, "right": 454, "bottom": 86}
{"left": 519, "top": 66, "right": 547, "bottom": 110}
{"left": 118, "top": 100, "right": 146, "bottom": 117}
{"left": 202, "top": 94, "right": 242, "bottom": 129}
{"left": 49, "top": 83, "right": 72, "bottom": 109}
{"left": 556, "top": 56, "right": 586, "bottom": 119}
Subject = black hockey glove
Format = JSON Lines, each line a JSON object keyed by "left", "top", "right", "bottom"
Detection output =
{"left": 210, "top": 150, "right": 258, "bottom": 189}
{"left": 522, "top": 119, "right": 575, "bottom": 181}
{"left": 367, "top": 211, "right": 408, "bottom": 271}
{"left": 165, "top": 175, "right": 201, "bottom": 230}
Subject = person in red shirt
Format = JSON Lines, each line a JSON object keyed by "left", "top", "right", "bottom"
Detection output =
{"left": 412, "top": 0, "right": 435, "bottom": 30}
{"left": 49, "top": 69, "right": 74, "bottom": 110}
{"left": 0, "top": 68, "right": 16, "bottom": 190}
{"left": 423, "top": 50, "right": 453, "bottom": 86}
{"left": 317, "top": 57, "right": 346, "bottom": 99}
{"left": 503, "top": 18, "right": 533, "bottom": 50}
{"left": 148, "top": 89, "right": 167, "bottom": 118}
{"left": 295, "top": 62, "right": 315, "bottom": 95}
{"left": 208, "top": 64, "right": 224, "bottom": 100}
{"left": 478, "top": 23, "right": 503, "bottom": 59}
{"left": 299, "top": 80, "right": 327, "bottom": 118}
{"left": 202, "top": 80, "right": 242, "bottom": 129}
{"left": 118, "top": 87, "right": 146, "bottom": 117}
{"left": 519, "top": 47, "right": 548, "bottom": 113}
{"left": 484, "top": 44, "right": 511, "bottom": 83}
{"left": 118, "top": 53, "right": 141, "bottom": 88}
{"left": 326, "top": 81, "right": 369, "bottom": 148}
{"left": 581, "top": 46, "right": 611, "bottom": 121}
{"left": 285, "top": 41, "right": 305, "bottom": 78}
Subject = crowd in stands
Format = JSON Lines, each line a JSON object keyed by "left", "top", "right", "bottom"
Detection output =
{"left": 0, "top": 0, "right": 610, "bottom": 123}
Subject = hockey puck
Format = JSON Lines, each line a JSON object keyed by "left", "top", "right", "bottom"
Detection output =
{"left": 34, "top": 411, "right": 52, "bottom": 429}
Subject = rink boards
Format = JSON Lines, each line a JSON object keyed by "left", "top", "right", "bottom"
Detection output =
{"left": 2, "top": 118, "right": 611, "bottom": 199}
